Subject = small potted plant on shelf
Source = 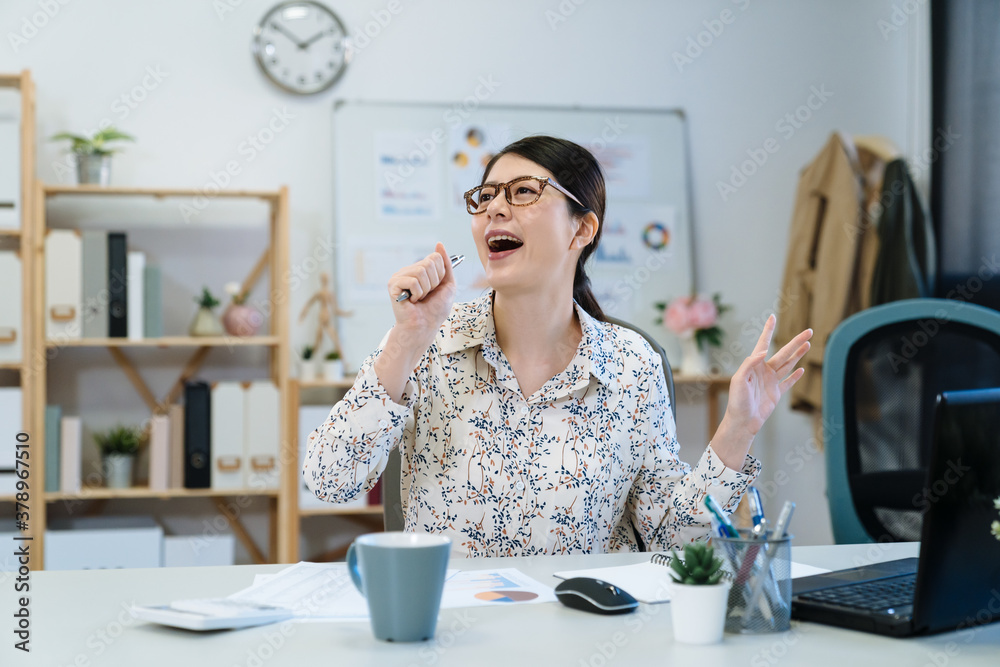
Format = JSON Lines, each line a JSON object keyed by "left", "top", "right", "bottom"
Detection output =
{"left": 94, "top": 425, "right": 143, "bottom": 489}
{"left": 667, "top": 542, "right": 731, "bottom": 644}
{"left": 50, "top": 126, "right": 135, "bottom": 186}
{"left": 322, "top": 349, "right": 344, "bottom": 381}
{"left": 221, "top": 281, "right": 263, "bottom": 337}
{"left": 190, "top": 287, "right": 223, "bottom": 337}
{"left": 300, "top": 345, "right": 319, "bottom": 381}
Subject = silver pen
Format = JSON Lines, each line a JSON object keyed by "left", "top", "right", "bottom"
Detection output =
{"left": 395, "top": 254, "right": 465, "bottom": 302}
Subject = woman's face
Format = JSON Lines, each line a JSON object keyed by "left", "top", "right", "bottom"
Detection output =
{"left": 471, "top": 153, "right": 589, "bottom": 297}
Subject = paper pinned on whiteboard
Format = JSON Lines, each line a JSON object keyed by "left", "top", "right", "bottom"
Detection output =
{"left": 374, "top": 131, "right": 441, "bottom": 222}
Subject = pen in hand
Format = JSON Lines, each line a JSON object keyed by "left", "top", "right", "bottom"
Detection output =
{"left": 395, "top": 254, "right": 465, "bottom": 302}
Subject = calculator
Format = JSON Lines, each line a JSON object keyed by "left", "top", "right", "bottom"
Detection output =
{"left": 132, "top": 598, "right": 294, "bottom": 631}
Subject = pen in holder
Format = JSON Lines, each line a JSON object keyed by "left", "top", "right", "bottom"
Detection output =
{"left": 713, "top": 529, "right": 792, "bottom": 634}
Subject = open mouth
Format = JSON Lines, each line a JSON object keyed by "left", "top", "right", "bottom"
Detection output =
{"left": 486, "top": 234, "right": 524, "bottom": 253}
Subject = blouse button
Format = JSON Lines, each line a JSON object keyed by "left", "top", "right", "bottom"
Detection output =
{"left": 378, "top": 419, "right": 388, "bottom": 429}
{"left": 515, "top": 481, "right": 525, "bottom": 491}
{"left": 520, "top": 406, "right": 529, "bottom": 415}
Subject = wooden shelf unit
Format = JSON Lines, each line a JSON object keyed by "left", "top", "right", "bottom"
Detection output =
{"left": 0, "top": 69, "right": 36, "bottom": 556}
{"left": 29, "top": 182, "right": 292, "bottom": 569}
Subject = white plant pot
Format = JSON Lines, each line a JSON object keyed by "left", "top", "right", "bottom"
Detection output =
{"left": 300, "top": 359, "right": 320, "bottom": 381}
{"left": 668, "top": 579, "right": 731, "bottom": 645}
{"left": 679, "top": 334, "right": 711, "bottom": 377}
{"left": 103, "top": 454, "right": 134, "bottom": 489}
{"left": 322, "top": 359, "right": 344, "bottom": 381}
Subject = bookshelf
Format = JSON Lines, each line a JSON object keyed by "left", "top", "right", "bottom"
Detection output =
{"left": 283, "top": 378, "right": 385, "bottom": 561}
{"left": 27, "top": 183, "right": 292, "bottom": 569}
{"left": 0, "top": 71, "right": 35, "bottom": 510}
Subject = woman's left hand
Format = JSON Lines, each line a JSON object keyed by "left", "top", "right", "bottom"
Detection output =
{"left": 711, "top": 315, "right": 812, "bottom": 469}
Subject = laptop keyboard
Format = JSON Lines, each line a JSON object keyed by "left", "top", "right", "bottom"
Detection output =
{"left": 798, "top": 574, "right": 916, "bottom": 611}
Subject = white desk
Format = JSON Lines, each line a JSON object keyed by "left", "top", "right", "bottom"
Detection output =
{"left": 4, "top": 543, "right": 999, "bottom": 666}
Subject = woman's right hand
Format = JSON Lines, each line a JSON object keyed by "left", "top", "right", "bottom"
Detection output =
{"left": 376, "top": 243, "right": 456, "bottom": 401}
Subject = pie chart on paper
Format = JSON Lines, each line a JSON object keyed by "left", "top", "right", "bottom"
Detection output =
{"left": 474, "top": 590, "right": 539, "bottom": 603}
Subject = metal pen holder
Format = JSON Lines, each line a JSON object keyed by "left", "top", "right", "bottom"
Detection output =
{"left": 713, "top": 530, "right": 792, "bottom": 634}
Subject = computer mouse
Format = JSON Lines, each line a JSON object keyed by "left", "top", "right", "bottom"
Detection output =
{"left": 555, "top": 577, "right": 639, "bottom": 615}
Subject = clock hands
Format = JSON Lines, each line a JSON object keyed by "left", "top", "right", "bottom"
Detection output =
{"left": 270, "top": 21, "right": 307, "bottom": 49}
{"left": 299, "top": 30, "right": 329, "bottom": 50}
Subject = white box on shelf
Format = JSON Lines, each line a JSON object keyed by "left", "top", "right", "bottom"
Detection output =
{"left": 298, "top": 404, "right": 367, "bottom": 511}
{"left": 0, "top": 251, "right": 22, "bottom": 363}
{"left": 0, "top": 116, "right": 19, "bottom": 230}
{"left": 211, "top": 382, "right": 245, "bottom": 490}
{"left": 45, "top": 229, "right": 82, "bottom": 340}
{"left": 163, "top": 534, "right": 235, "bottom": 568}
{"left": 44, "top": 516, "right": 164, "bottom": 570}
{"left": 244, "top": 381, "right": 280, "bottom": 490}
{"left": 0, "top": 531, "right": 22, "bottom": 571}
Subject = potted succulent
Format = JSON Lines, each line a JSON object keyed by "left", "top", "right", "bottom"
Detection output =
{"left": 300, "top": 345, "right": 319, "bottom": 381}
{"left": 190, "top": 287, "right": 223, "bottom": 337}
{"left": 94, "top": 425, "right": 143, "bottom": 489}
{"left": 322, "top": 349, "right": 344, "bottom": 381}
{"left": 221, "top": 281, "right": 263, "bottom": 337}
{"left": 667, "top": 542, "right": 731, "bottom": 644}
{"left": 50, "top": 126, "right": 135, "bottom": 186}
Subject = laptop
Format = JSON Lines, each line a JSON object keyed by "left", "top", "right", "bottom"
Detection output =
{"left": 792, "top": 387, "right": 1000, "bottom": 637}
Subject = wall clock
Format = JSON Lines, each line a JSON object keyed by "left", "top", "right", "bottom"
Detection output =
{"left": 252, "top": 1, "right": 351, "bottom": 95}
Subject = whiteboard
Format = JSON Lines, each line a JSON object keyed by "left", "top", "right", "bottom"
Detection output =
{"left": 330, "top": 101, "right": 693, "bottom": 369}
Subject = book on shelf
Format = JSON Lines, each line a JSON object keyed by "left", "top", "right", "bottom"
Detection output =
{"left": 45, "top": 229, "right": 82, "bottom": 340}
{"left": 0, "top": 250, "right": 21, "bottom": 363}
{"left": 144, "top": 264, "right": 163, "bottom": 338}
{"left": 81, "top": 230, "right": 108, "bottom": 339}
{"left": 183, "top": 381, "right": 211, "bottom": 489}
{"left": 126, "top": 250, "right": 145, "bottom": 341}
{"left": 107, "top": 232, "right": 127, "bottom": 338}
{"left": 168, "top": 404, "right": 185, "bottom": 489}
{"left": 44, "top": 405, "right": 62, "bottom": 492}
{"left": 148, "top": 413, "right": 170, "bottom": 492}
{"left": 59, "top": 415, "right": 82, "bottom": 494}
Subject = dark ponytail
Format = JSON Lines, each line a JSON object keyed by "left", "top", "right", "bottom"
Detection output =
{"left": 480, "top": 136, "right": 607, "bottom": 321}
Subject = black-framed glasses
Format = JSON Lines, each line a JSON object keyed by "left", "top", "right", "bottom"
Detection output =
{"left": 463, "top": 176, "right": 587, "bottom": 215}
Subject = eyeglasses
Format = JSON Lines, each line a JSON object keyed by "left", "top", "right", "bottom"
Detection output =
{"left": 463, "top": 176, "right": 587, "bottom": 215}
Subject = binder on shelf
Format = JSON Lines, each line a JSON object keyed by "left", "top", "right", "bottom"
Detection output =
{"left": 60, "top": 415, "right": 82, "bottom": 494}
{"left": 243, "top": 381, "right": 280, "bottom": 490}
{"left": 45, "top": 230, "right": 83, "bottom": 340}
{"left": 0, "top": 116, "right": 19, "bottom": 230}
{"left": 107, "top": 232, "right": 128, "bottom": 338}
{"left": 0, "top": 250, "right": 21, "bottom": 363}
{"left": 168, "top": 404, "right": 185, "bottom": 489}
{"left": 148, "top": 413, "right": 170, "bottom": 491}
{"left": 183, "top": 381, "right": 211, "bottom": 489}
{"left": 127, "top": 250, "right": 145, "bottom": 340}
{"left": 44, "top": 405, "right": 62, "bottom": 493}
{"left": 144, "top": 264, "right": 163, "bottom": 338}
{"left": 0, "top": 388, "right": 21, "bottom": 495}
{"left": 211, "top": 382, "right": 244, "bottom": 490}
{"left": 81, "top": 230, "right": 109, "bottom": 339}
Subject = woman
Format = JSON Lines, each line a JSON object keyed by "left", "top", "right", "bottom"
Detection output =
{"left": 304, "top": 136, "right": 812, "bottom": 557}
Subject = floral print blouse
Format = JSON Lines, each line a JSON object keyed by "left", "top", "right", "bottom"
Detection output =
{"left": 303, "top": 292, "right": 760, "bottom": 557}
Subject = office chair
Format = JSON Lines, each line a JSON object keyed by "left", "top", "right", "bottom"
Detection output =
{"left": 382, "top": 317, "right": 676, "bottom": 539}
{"left": 823, "top": 298, "right": 1000, "bottom": 544}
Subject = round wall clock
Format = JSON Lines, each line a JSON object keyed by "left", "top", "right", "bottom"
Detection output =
{"left": 252, "top": 1, "right": 352, "bottom": 95}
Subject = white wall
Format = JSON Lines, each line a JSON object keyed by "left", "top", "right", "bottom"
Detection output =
{"left": 1, "top": 0, "right": 930, "bottom": 556}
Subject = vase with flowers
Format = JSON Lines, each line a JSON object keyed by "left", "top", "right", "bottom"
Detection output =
{"left": 222, "top": 282, "right": 264, "bottom": 337}
{"left": 655, "top": 293, "right": 730, "bottom": 376}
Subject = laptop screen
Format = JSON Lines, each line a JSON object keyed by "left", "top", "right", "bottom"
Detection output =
{"left": 915, "top": 387, "right": 1000, "bottom": 634}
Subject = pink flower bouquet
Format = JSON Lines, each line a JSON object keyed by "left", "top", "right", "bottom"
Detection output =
{"left": 655, "top": 293, "right": 730, "bottom": 351}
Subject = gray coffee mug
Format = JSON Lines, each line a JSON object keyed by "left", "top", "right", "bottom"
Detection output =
{"left": 347, "top": 532, "right": 451, "bottom": 642}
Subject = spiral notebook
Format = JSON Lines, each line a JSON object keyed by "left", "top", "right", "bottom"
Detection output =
{"left": 554, "top": 554, "right": 676, "bottom": 604}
